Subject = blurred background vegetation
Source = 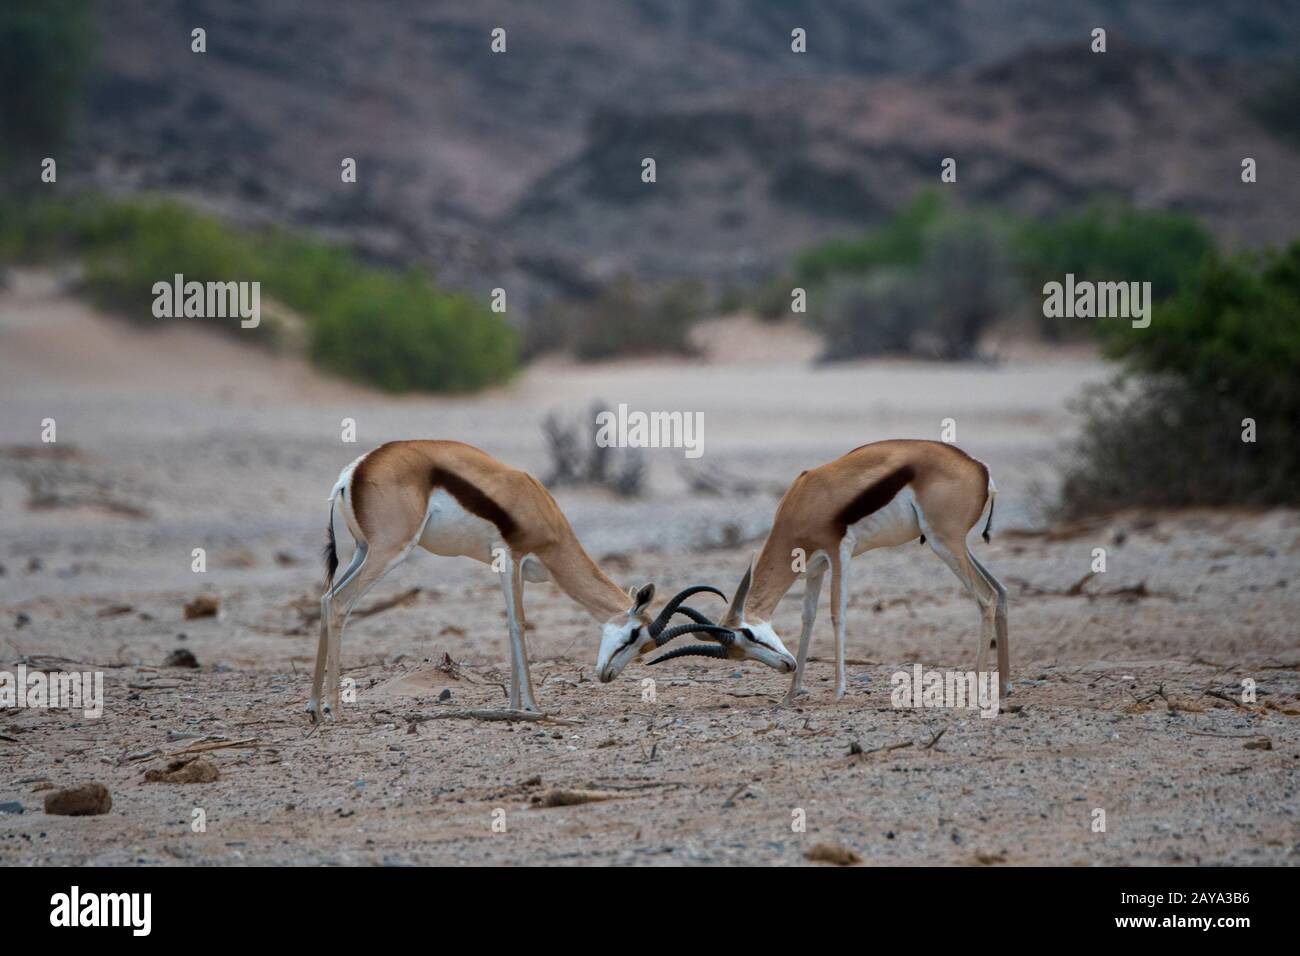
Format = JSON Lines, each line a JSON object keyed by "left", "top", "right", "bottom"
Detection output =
{"left": 1, "top": 1, "right": 1297, "bottom": 515}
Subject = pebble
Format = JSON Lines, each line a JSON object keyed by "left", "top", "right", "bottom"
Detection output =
{"left": 44, "top": 782, "right": 112, "bottom": 816}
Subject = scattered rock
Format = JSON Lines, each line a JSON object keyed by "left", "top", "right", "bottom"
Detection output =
{"left": 274, "top": 551, "right": 298, "bottom": 566}
{"left": 0, "top": 801, "right": 24, "bottom": 815}
{"left": 96, "top": 603, "right": 134, "bottom": 618}
{"left": 15, "top": 612, "right": 31, "bottom": 628}
{"left": 437, "top": 688, "right": 451, "bottom": 702}
{"left": 1244, "top": 738, "right": 1273, "bottom": 751}
{"left": 144, "top": 757, "right": 219, "bottom": 783}
{"left": 804, "top": 842, "right": 862, "bottom": 865}
{"left": 975, "top": 850, "right": 1007, "bottom": 864}
{"left": 183, "top": 595, "right": 219, "bottom": 619}
{"left": 533, "top": 788, "right": 622, "bottom": 807}
{"left": 26, "top": 557, "right": 43, "bottom": 573}
{"left": 162, "top": 648, "right": 200, "bottom": 668}
{"left": 44, "top": 782, "right": 112, "bottom": 816}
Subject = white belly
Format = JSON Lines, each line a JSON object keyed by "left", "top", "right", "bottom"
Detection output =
{"left": 847, "top": 485, "right": 923, "bottom": 555}
{"left": 418, "top": 488, "right": 498, "bottom": 562}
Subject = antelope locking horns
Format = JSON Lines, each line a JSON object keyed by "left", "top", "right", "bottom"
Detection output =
{"left": 649, "top": 642, "right": 731, "bottom": 665}
{"left": 650, "top": 622, "right": 735, "bottom": 649}
{"left": 646, "top": 585, "right": 727, "bottom": 637}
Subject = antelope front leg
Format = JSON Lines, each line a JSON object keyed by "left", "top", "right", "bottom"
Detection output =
{"left": 500, "top": 554, "right": 540, "bottom": 713}
{"left": 831, "top": 541, "right": 853, "bottom": 699}
{"left": 782, "top": 568, "right": 824, "bottom": 706}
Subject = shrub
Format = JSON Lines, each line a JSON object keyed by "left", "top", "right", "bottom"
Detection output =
{"left": 310, "top": 270, "right": 516, "bottom": 393}
{"left": 810, "top": 206, "right": 1019, "bottom": 361}
{"left": 1059, "top": 242, "right": 1300, "bottom": 516}
{"left": 786, "top": 195, "right": 1215, "bottom": 354}
{"left": 793, "top": 191, "right": 943, "bottom": 285}
{"left": 1017, "top": 203, "right": 1214, "bottom": 340}
{"left": 525, "top": 276, "right": 704, "bottom": 361}
{"left": 0, "top": 195, "right": 518, "bottom": 392}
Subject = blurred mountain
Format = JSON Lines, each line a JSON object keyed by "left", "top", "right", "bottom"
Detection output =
{"left": 72, "top": 0, "right": 1300, "bottom": 311}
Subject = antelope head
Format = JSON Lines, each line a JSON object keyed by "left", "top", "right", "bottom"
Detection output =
{"left": 648, "top": 560, "right": 796, "bottom": 673}
{"left": 595, "top": 583, "right": 734, "bottom": 683}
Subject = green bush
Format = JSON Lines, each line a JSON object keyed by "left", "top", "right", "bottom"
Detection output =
{"left": 311, "top": 271, "right": 516, "bottom": 393}
{"left": 784, "top": 195, "right": 1215, "bottom": 354}
{"left": 792, "top": 191, "right": 943, "bottom": 285}
{"left": 805, "top": 200, "right": 1019, "bottom": 361}
{"left": 0, "top": 195, "right": 518, "bottom": 392}
{"left": 1100, "top": 242, "right": 1300, "bottom": 416}
{"left": 1017, "top": 204, "right": 1214, "bottom": 340}
{"left": 1059, "top": 242, "right": 1300, "bottom": 516}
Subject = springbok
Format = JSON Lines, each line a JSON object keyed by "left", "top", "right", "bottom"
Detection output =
{"left": 649, "top": 439, "right": 1008, "bottom": 703}
{"left": 309, "top": 440, "right": 729, "bottom": 721}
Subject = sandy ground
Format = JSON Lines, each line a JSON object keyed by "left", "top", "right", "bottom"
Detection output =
{"left": 1, "top": 270, "right": 1297, "bottom": 866}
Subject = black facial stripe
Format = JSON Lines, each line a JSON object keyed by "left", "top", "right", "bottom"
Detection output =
{"left": 620, "top": 625, "right": 642, "bottom": 650}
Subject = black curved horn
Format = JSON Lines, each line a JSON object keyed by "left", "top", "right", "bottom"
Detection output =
{"left": 670, "top": 605, "right": 718, "bottom": 627}
{"left": 649, "top": 644, "right": 730, "bottom": 665}
{"left": 648, "top": 585, "right": 727, "bottom": 636}
{"left": 652, "top": 623, "right": 735, "bottom": 648}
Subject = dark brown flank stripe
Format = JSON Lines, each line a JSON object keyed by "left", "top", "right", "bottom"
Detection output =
{"left": 834, "top": 464, "right": 915, "bottom": 534}
{"left": 349, "top": 448, "right": 518, "bottom": 544}
{"left": 429, "top": 466, "right": 518, "bottom": 541}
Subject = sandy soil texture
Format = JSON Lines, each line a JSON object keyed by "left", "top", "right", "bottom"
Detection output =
{"left": 1, "top": 271, "right": 1297, "bottom": 865}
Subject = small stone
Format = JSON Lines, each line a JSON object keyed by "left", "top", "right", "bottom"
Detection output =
{"left": 162, "top": 648, "right": 199, "bottom": 668}
{"left": 1244, "top": 738, "right": 1272, "bottom": 751}
{"left": 144, "top": 757, "right": 219, "bottom": 783}
{"left": 0, "top": 801, "right": 24, "bottom": 814}
{"left": 804, "top": 842, "right": 862, "bottom": 865}
{"left": 183, "top": 595, "right": 219, "bottom": 619}
{"left": 438, "top": 688, "right": 452, "bottom": 702}
{"left": 44, "top": 782, "right": 112, "bottom": 816}
{"left": 15, "top": 612, "right": 31, "bottom": 628}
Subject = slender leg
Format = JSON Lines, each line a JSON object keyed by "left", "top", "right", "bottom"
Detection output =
{"left": 322, "top": 542, "right": 406, "bottom": 718}
{"left": 782, "top": 568, "right": 824, "bottom": 705}
{"left": 501, "top": 553, "right": 539, "bottom": 713}
{"left": 830, "top": 539, "right": 853, "bottom": 699}
{"left": 308, "top": 542, "right": 366, "bottom": 722}
{"left": 929, "top": 536, "right": 997, "bottom": 682}
{"left": 969, "top": 550, "right": 1010, "bottom": 694}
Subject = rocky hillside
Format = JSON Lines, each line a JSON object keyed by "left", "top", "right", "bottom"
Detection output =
{"left": 68, "top": 0, "right": 1300, "bottom": 311}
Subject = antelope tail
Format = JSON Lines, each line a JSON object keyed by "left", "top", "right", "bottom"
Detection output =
{"left": 982, "top": 477, "right": 997, "bottom": 544}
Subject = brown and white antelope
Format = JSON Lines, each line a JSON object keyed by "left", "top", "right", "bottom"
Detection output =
{"left": 309, "top": 440, "right": 729, "bottom": 721}
{"left": 648, "top": 439, "right": 1009, "bottom": 703}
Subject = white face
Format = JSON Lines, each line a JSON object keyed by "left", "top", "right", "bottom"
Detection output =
{"left": 594, "top": 583, "right": 656, "bottom": 683}
{"left": 728, "top": 619, "right": 797, "bottom": 672}
{"left": 595, "top": 616, "right": 656, "bottom": 683}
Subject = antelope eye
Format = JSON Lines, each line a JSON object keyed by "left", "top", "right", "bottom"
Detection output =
{"left": 741, "top": 628, "right": 756, "bottom": 641}
{"left": 623, "top": 626, "right": 642, "bottom": 647}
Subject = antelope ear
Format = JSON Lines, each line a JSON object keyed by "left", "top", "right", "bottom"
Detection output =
{"left": 720, "top": 557, "right": 754, "bottom": 627}
{"left": 630, "top": 582, "right": 655, "bottom": 616}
